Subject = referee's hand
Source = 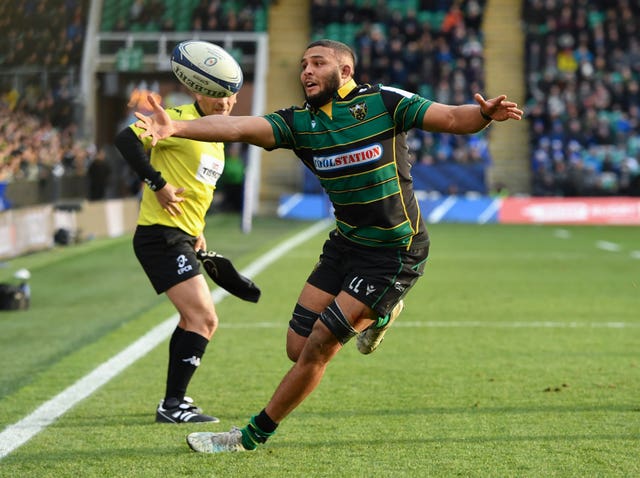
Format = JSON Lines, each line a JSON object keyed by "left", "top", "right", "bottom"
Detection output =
{"left": 154, "top": 183, "right": 185, "bottom": 216}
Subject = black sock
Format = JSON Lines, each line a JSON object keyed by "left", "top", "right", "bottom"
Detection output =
{"left": 166, "top": 326, "right": 186, "bottom": 387}
{"left": 164, "top": 331, "right": 209, "bottom": 403}
{"left": 254, "top": 409, "right": 278, "bottom": 434}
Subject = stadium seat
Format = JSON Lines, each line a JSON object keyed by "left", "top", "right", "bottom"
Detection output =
{"left": 254, "top": 7, "right": 267, "bottom": 31}
{"left": 340, "top": 23, "right": 360, "bottom": 45}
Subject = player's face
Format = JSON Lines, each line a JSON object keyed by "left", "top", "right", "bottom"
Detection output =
{"left": 300, "top": 46, "right": 342, "bottom": 108}
{"left": 196, "top": 93, "right": 237, "bottom": 116}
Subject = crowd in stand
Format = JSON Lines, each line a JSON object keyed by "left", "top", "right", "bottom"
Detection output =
{"left": 312, "top": 0, "right": 640, "bottom": 196}
{"left": 524, "top": 0, "right": 640, "bottom": 196}
{"left": 109, "top": 0, "right": 266, "bottom": 33}
{"left": 311, "top": 0, "right": 490, "bottom": 171}
{"left": 0, "top": 98, "right": 93, "bottom": 184}
{"left": 3, "top": 0, "right": 639, "bottom": 201}
{"left": 189, "top": 0, "right": 265, "bottom": 32}
{"left": 0, "top": 0, "right": 263, "bottom": 202}
{"left": 0, "top": 0, "right": 93, "bottom": 195}
{"left": 0, "top": 0, "right": 88, "bottom": 69}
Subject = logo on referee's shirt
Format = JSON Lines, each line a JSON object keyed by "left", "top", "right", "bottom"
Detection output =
{"left": 348, "top": 102, "right": 367, "bottom": 120}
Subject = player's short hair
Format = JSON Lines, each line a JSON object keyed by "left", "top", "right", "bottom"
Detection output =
{"left": 306, "top": 39, "right": 357, "bottom": 69}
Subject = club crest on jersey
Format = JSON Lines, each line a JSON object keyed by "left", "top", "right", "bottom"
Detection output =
{"left": 348, "top": 102, "right": 367, "bottom": 121}
{"left": 313, "top": 143, "right": 383, "bottom": 170}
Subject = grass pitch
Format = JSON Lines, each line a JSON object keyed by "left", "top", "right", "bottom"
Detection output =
{"left": 0, "top": 216, "right": 638, "bottom": 477}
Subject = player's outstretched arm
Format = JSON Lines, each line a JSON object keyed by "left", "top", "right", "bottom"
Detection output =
{"left": 473, "top": 93, "right": 523, "bottom": 122}
{"left": 135, "top": 95, "right": 276, "bottom": 148}
{"left": 422, "top": 93, "right": 523, "bottom": 134}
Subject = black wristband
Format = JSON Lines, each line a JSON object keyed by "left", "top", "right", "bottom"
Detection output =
{"left": 480, "top": 109, "right": 492, "bottom": 121}
{"left": 144, "top": 171, "right": 166, "bottom": 191}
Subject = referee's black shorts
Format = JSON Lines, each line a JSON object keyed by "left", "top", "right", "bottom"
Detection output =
{"left": 306, "top": 229, "right": 429, "bottom": 318}
{"left": 133, "top": 225, "right": 202, "bottom": 294}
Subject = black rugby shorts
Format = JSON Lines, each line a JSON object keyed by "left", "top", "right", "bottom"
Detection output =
{"left": 133, "top": 225, "right": 201, "bottom": 294}
{"left": 306, "top": 230, "right": 429, "bottom": 317}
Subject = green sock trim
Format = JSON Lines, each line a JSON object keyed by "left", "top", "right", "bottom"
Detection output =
{"left": 240, "top": 427, "right": 259, "bottom": 450}
{"left": 241, "top": 417, "right": 276, "bottom": 450}
{"left": 374, "top": 313, "right": 391, "bottom": 329}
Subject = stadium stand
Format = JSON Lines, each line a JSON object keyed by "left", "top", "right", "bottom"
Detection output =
{"left": 308, "top": 0, "right": 492, "bottom": 196}
{"left": 0, "top": 0, "right": 93, "bottom": 204}
{"left": 100, "top": 0, "right": 268, "bottom": 33}
{"left": 3, "top": 0, "right": 638, "bottom": 210}
{"left": 523, "top": 0, "right": 640, "bottom": 196}
{"left": 1, "top": 1, "right": 268, "bottom": 207}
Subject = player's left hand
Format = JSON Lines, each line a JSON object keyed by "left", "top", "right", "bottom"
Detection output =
{"left": 474, "top": 93, "right": 523, "bottom": 122}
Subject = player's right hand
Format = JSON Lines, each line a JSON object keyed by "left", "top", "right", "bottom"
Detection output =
{"left": 135, "top": 95, "right": 175, "bottom": 146}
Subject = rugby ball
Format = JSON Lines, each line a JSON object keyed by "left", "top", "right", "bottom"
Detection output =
{"left": 170, "top": 40, "right": 243, "bottom": 98}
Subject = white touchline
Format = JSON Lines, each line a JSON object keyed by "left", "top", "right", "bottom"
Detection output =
{"left": 0, "top": 218, "right": 333, "bottom": 460}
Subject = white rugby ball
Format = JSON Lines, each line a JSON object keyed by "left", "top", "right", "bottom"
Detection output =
{"left": 170, "top": 40, "right": 243, "bottom": 98}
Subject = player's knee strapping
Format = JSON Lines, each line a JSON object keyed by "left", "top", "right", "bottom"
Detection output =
{"left": 289, "top": 303, "right": 320, "bottom": 337}
{"left": 319, "top": 300, "right": 358, "bottom": 345}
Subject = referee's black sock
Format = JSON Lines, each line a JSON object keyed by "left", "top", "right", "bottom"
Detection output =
{"left": 164, "top": 331, "right": 209, "bottom": 405}
{"left": 240, "top": 409, "right": 278, "bottom": 450}
{"left": 166, "top": 326, "right": 186, "bottom": 383}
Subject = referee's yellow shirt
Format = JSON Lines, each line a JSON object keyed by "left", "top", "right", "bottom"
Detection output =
{"left": 129, "top": 103, "right": 224, "bottom": 237}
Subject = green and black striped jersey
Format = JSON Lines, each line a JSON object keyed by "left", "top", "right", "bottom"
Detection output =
{"left": 264, "top": 80, "right": 431, "bottom": 249}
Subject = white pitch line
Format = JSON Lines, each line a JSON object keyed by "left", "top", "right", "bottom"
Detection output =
{"left": 0, "top": 218, "right": 333, "bottom": 460}
{"left": 553, "top": 228, "right": 571, "bottom": 239}
{"left": 596, "top": 240, "right": 622, "bottom": 252}
{"left": 554, "top": 228, "right": 638, "bottom": 258}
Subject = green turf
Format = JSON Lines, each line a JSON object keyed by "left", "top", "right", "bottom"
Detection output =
{"left": 0, "top": 218, "right": 638, "bottom": 477}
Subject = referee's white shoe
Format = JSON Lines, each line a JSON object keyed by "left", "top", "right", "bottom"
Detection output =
{"left": 156, "top": 397, "right": 219, "bottom": 424}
